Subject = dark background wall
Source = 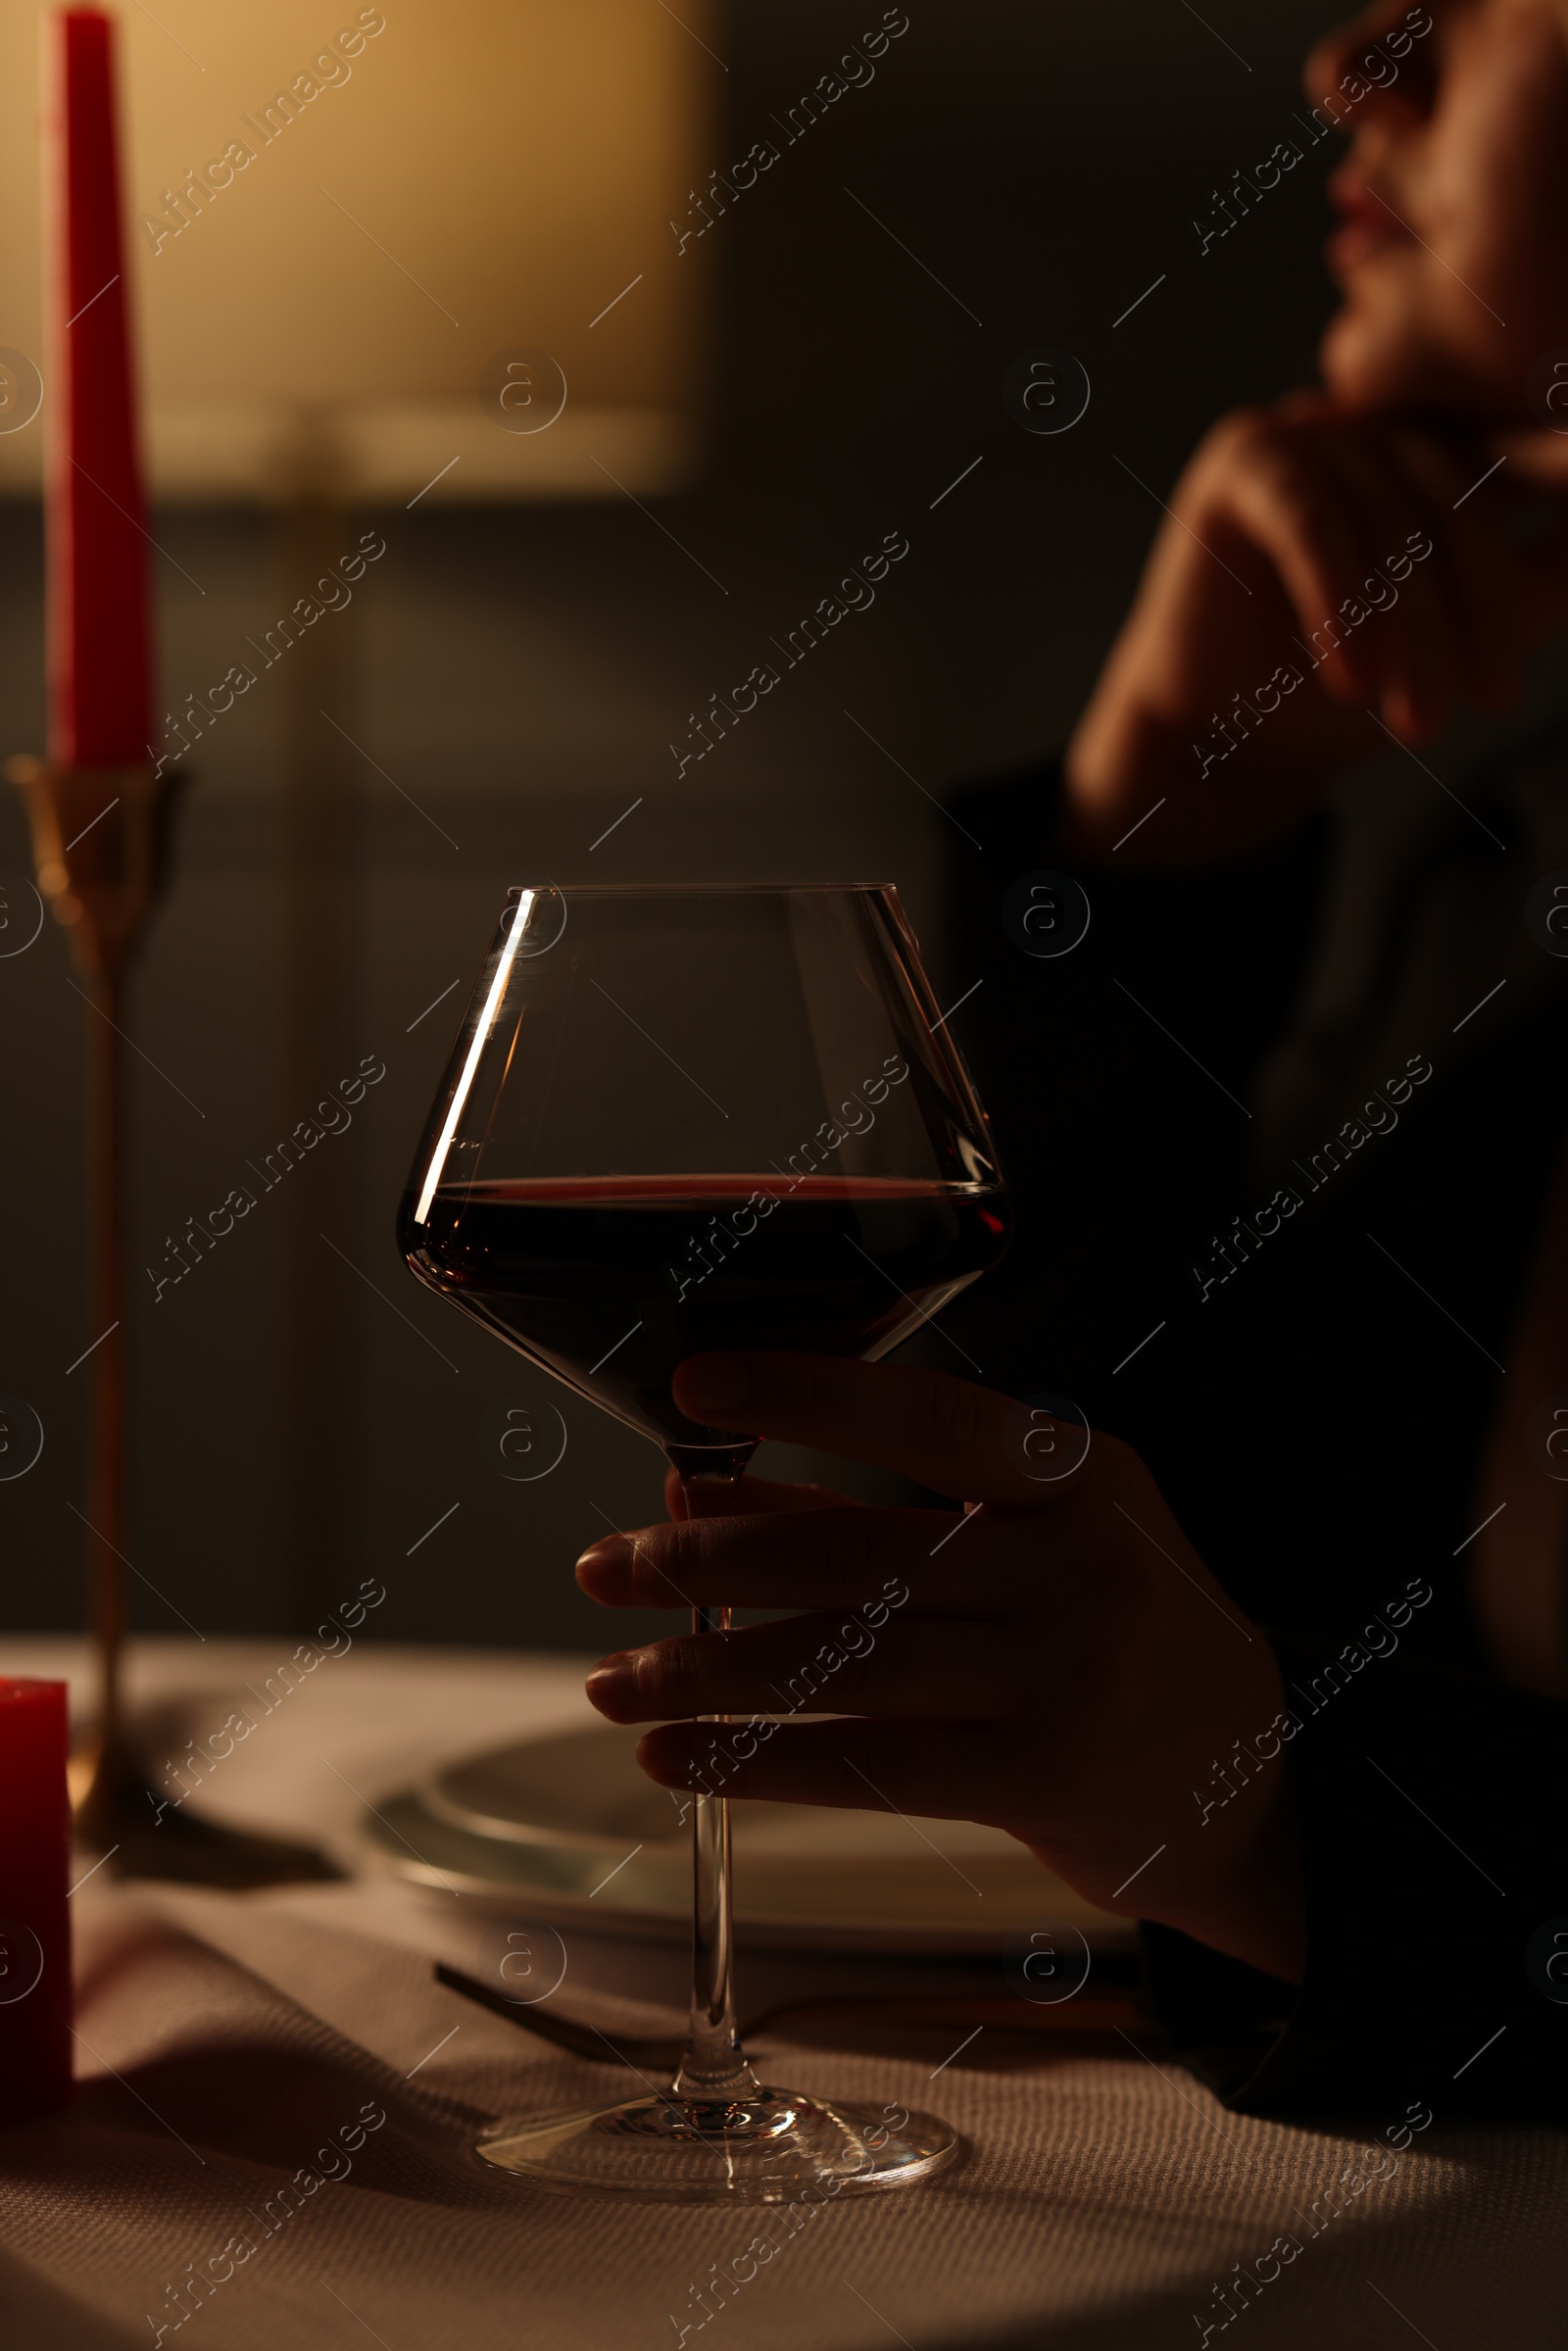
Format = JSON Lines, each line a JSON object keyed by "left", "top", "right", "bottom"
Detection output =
{"left": 0, "top": 1, "right": 1343, "bottom": 1651}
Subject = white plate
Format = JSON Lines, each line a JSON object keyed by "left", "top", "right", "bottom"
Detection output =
{"left": 357, "top": 1724, "right": 1134, "bottom": 1959}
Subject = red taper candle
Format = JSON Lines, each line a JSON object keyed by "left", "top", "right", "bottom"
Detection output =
{"left": 46, "top": 8, "right": 153, "bottom": 768}
{"left": 0, "top": 1681, "right": 73, "bottom": 2126}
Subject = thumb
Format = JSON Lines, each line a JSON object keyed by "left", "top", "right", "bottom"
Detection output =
{"left": 672, "top": 1352, "right": 1094, "bottom": 1508}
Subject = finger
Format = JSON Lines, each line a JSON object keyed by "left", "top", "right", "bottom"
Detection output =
{"left": 1310, "top": 425, "right": 1460, "bottom": 738}
{"left": 1388, "top": 430, "right": 1522, "bottom": 714}
{"left": 637, "top": 1714, "right": 1010, "bottom": 1824}
{"left": 662, "top": 1468, "right": 861, "bottom": 1521}
{"left": 1275, "top": 404, "right": 1443, "bottom": 725}
{"left": 576, "top": 1501, "right": 997, "bottom": 1612}
{"left": 1488, "top": 428, "right": 1568, "bottom": 495}
{"left": 1215, "top": 438, "right": 1388, "bottom": 706}
{"left": 672, "top": 1352, "right": 1101, "bottom": 1509}
{"left": 587, "top": 1611, "right": 1010, "bottom": 1726}
{"left": 1479, "top": 430, "right": 1568, "bottom": 633}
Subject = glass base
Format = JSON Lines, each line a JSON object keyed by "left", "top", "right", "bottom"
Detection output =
{"left": 474, "top": 2082, "right": 960, "bottom": 2202}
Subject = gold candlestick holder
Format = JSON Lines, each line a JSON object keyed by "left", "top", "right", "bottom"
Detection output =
{"left": 7, "top": 753, "right": 338, "bottom": 1886}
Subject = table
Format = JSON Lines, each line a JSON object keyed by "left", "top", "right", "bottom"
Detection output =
{"left": 0, "top": 1637, "right": 1561, "bottom": 2349}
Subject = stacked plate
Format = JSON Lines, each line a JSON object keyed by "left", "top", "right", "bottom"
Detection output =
{"left": 361, "top": 1722, "right": 1134, "bottom": 1959}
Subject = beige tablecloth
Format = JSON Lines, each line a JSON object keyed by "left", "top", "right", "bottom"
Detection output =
{"left": 0, "top": 1637, "right": 1562, "bottom": 2351}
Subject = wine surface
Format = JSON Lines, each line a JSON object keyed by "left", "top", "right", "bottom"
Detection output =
{"left": 399, "top": 1173, "right": 1009, "bottom": 1459}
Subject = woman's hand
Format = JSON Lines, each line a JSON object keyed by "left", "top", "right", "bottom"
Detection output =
{"left": 1063, "top": 391, "right": 1568, "bottom": 864}
{"left": 575, "top": 1353, "right": 1307, "bottom": 1984}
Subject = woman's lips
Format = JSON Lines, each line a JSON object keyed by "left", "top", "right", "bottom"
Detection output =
{"left": 1326, "top": 175, "right": 1410, "bottom": 273}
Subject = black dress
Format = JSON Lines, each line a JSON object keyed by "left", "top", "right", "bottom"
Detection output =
{"left": 938, "top": 734, "right": 1568, "bottom": 2116}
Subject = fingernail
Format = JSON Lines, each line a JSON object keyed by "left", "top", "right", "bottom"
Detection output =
{"left": 635, "top": 1729, "right": 688, "bottom": 1786}
{"left": 575, "top": 1534, "right": 632, "bottom": 1587}
{"left": 586, "top": 1653, "right": 637, "bottom": 1710}
{"left": 677, "top": 1354, "right": 751, "bottom": 1417}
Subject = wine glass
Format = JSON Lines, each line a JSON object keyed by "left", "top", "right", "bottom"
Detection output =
{"left": 397, "top": 883, "right": 1010, "bottom": 2199}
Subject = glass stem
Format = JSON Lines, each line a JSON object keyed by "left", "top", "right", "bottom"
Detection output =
{"left": 673, "top": 1591, "right": 760, "bottom": 2102}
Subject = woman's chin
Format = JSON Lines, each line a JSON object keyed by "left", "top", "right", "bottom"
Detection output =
{"left": 1319, "top": 304, "right": 1511, "bottom": 420}
{"left": 1317, "top": 283, "right": 1422, "bottom": 404}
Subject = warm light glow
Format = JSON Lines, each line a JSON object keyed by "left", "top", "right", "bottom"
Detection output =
{"left": 0, "top": 3, "right": 712, "bottom": 501}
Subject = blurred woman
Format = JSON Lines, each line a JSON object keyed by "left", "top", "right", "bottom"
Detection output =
{"left": 579, "top": 0, "right": 1568, "bottom": 2114}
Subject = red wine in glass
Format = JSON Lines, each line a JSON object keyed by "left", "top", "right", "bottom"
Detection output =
{"left": 398, "top": 882, "right": 1010, "bottom": 2200}
{"left": 400, "top": 1171, "right": 1008, "bottom": 1477}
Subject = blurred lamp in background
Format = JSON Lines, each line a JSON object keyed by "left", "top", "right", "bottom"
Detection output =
{"left": 0, "top": 0, "right": 711, "bottom": 504}
{"left": 0, "top": 0, "right": 715, "bottom": 1695}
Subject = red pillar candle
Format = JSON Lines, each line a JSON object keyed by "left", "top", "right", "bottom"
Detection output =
{"left": 46, "top": 8, "right": 153, "bottom": 768}
{"left": 0, "top": 1682, "right": 73, "bottom": 2125}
